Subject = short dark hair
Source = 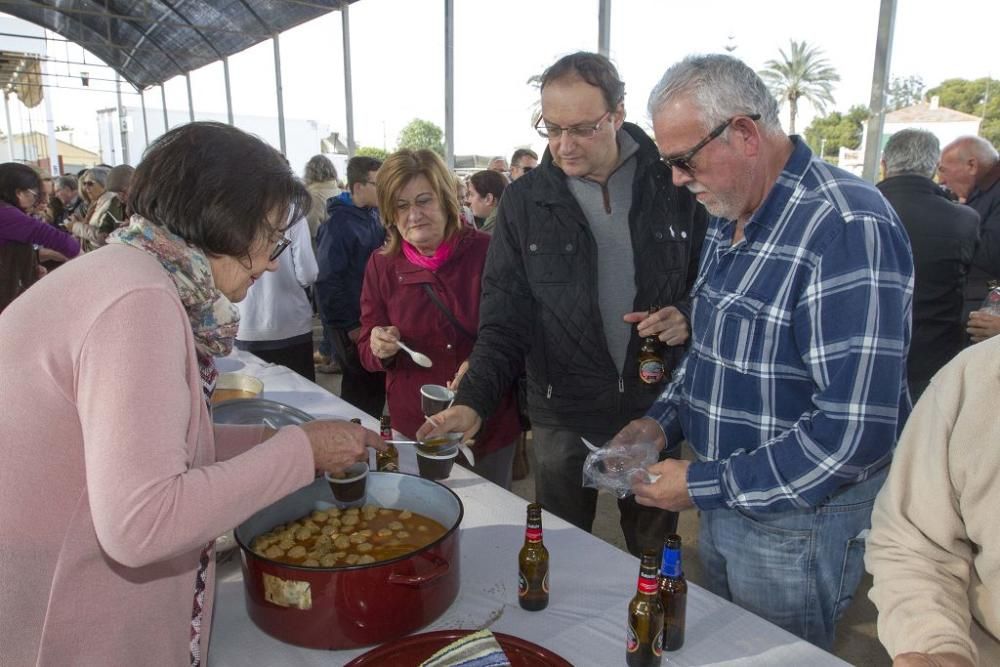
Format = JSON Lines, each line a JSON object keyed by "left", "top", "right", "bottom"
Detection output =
{"left": 510, "top": 148, "right": 538, "bottom": 167}
{"left": 0, "top": 162, "right": 42, "bottom": 208}
{"left": 346, "top": 156, "right": 382, "bottom": 189}
{"left": 469, "top": 169, "right": 507, "bottom": 202}
{"left": 129, "top": 122, "right": 310, "bottom": 257}
{"left": 56, "top": 175, "right": 78, "bottom": 191}
{"left": 540, "top": 52, "right": 625, "bottom": 111}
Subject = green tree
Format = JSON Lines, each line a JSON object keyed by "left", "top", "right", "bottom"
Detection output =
{"left": 803, "top": 105, "right": 870, "bottom": 160}
{"left": 925, "top": 77, "right": 1000, "bottom": 147}
{"left": 355, "top": 145, "right": 389, "bottom": 160}
{"left": 888, "top": 75, "right": 925, "bottom": 110}
{"left": 396, "top": 119, "right": 445, "bottom": 156}
{"left": 759, "top": 40, "right": 840, "bottom": 134}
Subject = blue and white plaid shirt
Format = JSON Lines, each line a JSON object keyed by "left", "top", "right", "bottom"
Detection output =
{"left": 649, "top": 138, "right": 914, "bottom": 512}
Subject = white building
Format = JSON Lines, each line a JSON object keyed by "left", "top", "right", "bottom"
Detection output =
{"left": 860, "top": 96, "right": 983, "bottom": 167}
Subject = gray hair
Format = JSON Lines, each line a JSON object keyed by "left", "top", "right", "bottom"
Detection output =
{"left": 84, "top": 166, "right": 110, "bottom": 187}
{"left": 882, "top": 129, "right": 940, "bottom": 178}
{"left": 303, "top": 154, "right": 338, "bottom": 185}
{"left": 647, "top": 54, "right": 781, "bottom": 134}
{"left": 106, "top": 164, "right": 135, "bottom": 193}
{"left": 56, "top": 174, "right": 77, "bottom": 191}
{"left": 945, "top": 135, "right": 999, "bottom": 165}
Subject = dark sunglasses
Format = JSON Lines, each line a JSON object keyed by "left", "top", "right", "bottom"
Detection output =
{"left": 661, "top": 113, "right": 761, "bottom": 175}
{"left": 268, "top": 236, "right": 291, "bottom": 262}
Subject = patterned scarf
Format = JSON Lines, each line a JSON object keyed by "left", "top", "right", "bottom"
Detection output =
{"left": 107, "top": 216, "right": 239, "bottom": 666}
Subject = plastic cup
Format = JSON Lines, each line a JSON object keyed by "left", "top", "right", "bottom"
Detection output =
{"left": 324, "top": 462, "right": 369, "bottom": 505}
{"left": 416, "top": 445, "right": 458, "bottom": 480}
{"left": 420, "top": 384, "right": 455, "bottom": 417}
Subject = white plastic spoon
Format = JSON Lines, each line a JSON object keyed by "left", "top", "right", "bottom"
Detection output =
{"left": 397, "top": 340, "right": 433, "bottom": 368}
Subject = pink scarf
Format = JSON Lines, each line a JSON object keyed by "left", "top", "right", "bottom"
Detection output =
{"left": 402, "top": 238, "right": 454, "bottom": 271}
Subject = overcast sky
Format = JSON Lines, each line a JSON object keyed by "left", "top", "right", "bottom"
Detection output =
{"left": 2, "top": 0, "right": 998, "bottom": 168}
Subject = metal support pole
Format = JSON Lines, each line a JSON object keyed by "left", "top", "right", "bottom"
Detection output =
{"left": 444, "top": 0, "right": 454, "bottom": 168}
{"left": 43, "top": 66, "right": 60, "bottom": 174}
{"left": 116, "top": 74, "right": 130, "bottom": 165}
{"left": 161, "top": 83, "right": 169, "bottom": 131}
{"left": 273, "top": 34, "right": 287, "bottom": 155}
{"left": 140, "top": 87, "right": 149, "bottom": 148}
{"left": 223, "top": 56, "right": 234, "bottom": 126}
{"left": 185, "top": 72, "right": 194, "bottom": 122}
{"left": 341, "top": 3, "right": 355, "bottom": 157}
{"left": 862, "top": 0, "right": 897, "bottom": 183}
{"left": 598, "top": 0, "right": 611, "bottom": 57}
{"left": 3, "top": 93, "right": 15, "bottom": 162}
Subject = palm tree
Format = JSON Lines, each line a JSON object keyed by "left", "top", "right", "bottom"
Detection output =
{"left": 759, "top": 40, "right": 840, "bottom": 134}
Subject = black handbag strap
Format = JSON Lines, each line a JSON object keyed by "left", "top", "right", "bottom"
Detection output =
{"left": 422, "top": 284, "right": 477, "bottom": 341}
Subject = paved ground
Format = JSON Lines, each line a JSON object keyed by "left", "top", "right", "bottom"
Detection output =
{"left": 311, "top": 331, "right": 889, "bottom": 666}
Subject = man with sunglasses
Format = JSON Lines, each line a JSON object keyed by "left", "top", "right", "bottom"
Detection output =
{"left": 509, "top": 148, "right": 538, "bottom": 181}
{"left": 620, "top": 54, "right": 913, "bottom": 650}
{"left": 420, "top": 52, "right": 706, "bottom": 557}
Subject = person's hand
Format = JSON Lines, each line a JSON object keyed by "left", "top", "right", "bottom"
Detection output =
{"left": 892, "top": 652, "right": 974, "bottom": 667}
{"left": 631, "top": 459, "right": 694, "bottom": 511}
{"left": 610, "top": 417, "right": 668, "bottom": 451}
{"left": 447, "top": 360, "right": 470, "bottom": 391}
{"left": 623, "top": 305, "right": 689, "bottom": 346}
{"left": 370, "top": 325, "right": 401, "bottom": 359}
{"left": 299, "top": 420, "right": 385, "bottom": 474}
{"left": 37, "top": 248, "right": 68, "bottom": 263}
{"left": 967, "top": 310, "right": 1000, "bottom": 343}
{"left": 35, "top": 264, "right": 48, "bottom": 280}
{"left": 416, "top": 405, "right": 482, "bottom": 445}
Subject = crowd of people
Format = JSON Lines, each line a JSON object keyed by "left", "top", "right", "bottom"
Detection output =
{"left": 1, "top": 48, "right": 999, "bottom": 666}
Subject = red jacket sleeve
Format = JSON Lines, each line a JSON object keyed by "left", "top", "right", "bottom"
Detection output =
{"left": 357, "top": 252, "right": 394, "bottom": 373}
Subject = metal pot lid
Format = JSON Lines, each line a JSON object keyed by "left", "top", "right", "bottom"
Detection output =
{"left": 212, "top": 398, "right": 314, "bottom": 427}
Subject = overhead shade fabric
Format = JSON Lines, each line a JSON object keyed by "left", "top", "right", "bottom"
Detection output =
{"left": 0, "top": 0, "right": 357, "bottom": 89}
{"left": 0, "top": 51, "right": 43, "bottom": 107}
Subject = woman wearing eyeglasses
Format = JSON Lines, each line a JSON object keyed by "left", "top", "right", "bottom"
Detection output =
{"left": 0, "top": 122, "right": 385, "bottom": 666}
{"left": 358, "top": 149, "right": 521, "bottom": 488}
{"left": 70, "top": 165, "right": 117, "bottom": 250}
{"left": 0, "top": 162, "right": 81, "bottom": 311}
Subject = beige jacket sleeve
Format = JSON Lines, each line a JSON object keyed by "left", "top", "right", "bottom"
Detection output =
{"left": 865, "top": 372, "right": 977, "bottom": 663}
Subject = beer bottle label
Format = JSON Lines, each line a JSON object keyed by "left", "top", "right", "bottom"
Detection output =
{"left": 524, "top": 526, "right": 543, "bottom": 543}
{"left": 653, "top": 628, "right": 663, "bottom": 656}
{"left": 518, "top": 572, "right": 527, "bottom": 596}
{"left": 639, "top": 358, "right": 665, "bottom": 384}
{"left": 626, "top": 619, "right": 639, "bottom": 653}
{"left": 541, "top": 569, "right": 549, "bottom": 594}
{"left": 636, "top": 574, "right": 658, "bottom": 595}
{"left": 661, "top": 549, "right": 682, "bottom": 579}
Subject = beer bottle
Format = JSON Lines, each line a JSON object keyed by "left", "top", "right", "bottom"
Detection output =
{"left": 518, "top": 503, "right": 549, "bottom": 611}
{"left": 375, "top": 415, "right": 399, "bottom": 472}
{"left": 638, "top": 306, "right": 665, "bottom": 385}
{"left": 627, "top": 550, "right": 664, "bottom": 667}
{"left": 658, "top": 534, "right": 687, "bottom": 651}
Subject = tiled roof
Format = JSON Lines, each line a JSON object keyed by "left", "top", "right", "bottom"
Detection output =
{"left": 886, "top": 102, "right": 982, "bottom": 123}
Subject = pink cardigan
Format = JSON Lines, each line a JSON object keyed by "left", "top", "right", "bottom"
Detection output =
{"left": 0, "top": 245, "right": 316, "bottom": 665}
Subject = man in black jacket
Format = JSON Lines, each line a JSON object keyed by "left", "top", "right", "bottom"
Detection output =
{"left": 938, "top": 136, "right": 1000, "bottom": 328}
{"left": 420, "top": 52, "right": 707, "bottom": 555}
{"left": 315, "top": 156, "right": 386, "bottom": 417}
{"left": 878, "top": 129, "right": 979, "bottom": 400}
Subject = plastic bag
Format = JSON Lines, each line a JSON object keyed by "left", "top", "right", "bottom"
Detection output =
{"left": 582, "top": 440, "right": 661, "bottom": 498}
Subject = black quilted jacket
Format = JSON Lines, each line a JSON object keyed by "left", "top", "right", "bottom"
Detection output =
{"left": 455, "top": 123, "right": 707, "bottom": 434}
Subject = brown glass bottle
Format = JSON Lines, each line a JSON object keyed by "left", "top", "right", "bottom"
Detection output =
{"left": 658, "top": 534, "right": 687, "bottom": 651}
{"left": 638, "top": 306, "right": 665, "bottom": 385}
{"left": 627, "top": 550, "right": 664, "bottom": 667}
{"left": 375, "top": 415, "right": 399, "bottom": 472}
{"left": 518, "top": 503, "right": 549, "bottom": 611}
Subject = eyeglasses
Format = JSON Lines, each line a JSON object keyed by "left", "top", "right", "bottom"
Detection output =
{"left": 268, "top": 236, "right": 291, "bottom": 262}
{"left": 535, "top": 111, "right": 612, "bottom": 140}
{"left": 518, "top": 165, "right": 534, "bottom": 173}
{"left": 81, "top": 181, "right": 97, "bottom": 187}
{"left": 660, "top": 114, "right": 761, "bottom": 175}
{"left": 24, "top": 189, "right": 39, "bottom": 200}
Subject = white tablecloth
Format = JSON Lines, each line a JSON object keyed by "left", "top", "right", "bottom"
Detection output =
{"left": 208, "top": 352, "right": 846, "bottom": 666}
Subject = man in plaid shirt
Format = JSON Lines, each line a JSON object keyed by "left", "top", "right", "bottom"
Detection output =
{"left": 620, "top": 54, "right": 914, "bottom": 649}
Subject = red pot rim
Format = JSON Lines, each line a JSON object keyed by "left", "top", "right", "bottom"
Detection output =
{"left": 234, "top": 473, "right": 464, "bottom": 573}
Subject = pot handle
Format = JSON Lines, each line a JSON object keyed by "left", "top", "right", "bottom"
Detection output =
{"left": 387, "top": 555, "right": 450, "bottom": 587}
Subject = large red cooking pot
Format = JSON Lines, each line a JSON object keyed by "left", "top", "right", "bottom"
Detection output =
{"left": 234, "top": 472, "right": 464, "bottom": 649}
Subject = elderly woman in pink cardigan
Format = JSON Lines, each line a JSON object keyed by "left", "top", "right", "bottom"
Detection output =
{"left": 0, "top": 122, "right": 384, "bottom": 666}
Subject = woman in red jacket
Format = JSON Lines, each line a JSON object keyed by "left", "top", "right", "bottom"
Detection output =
{"left": 358, "top": 149, "right": 520, "bottom": 488}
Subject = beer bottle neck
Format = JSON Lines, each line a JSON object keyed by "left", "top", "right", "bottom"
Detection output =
{"left": 524, "top": 518, "right": 543, "bottom": 543}
{"left": 660, "top": 547, "right": 682, "bottom": 579}
{"left": 636, "top": 556, "right": 660, "bottom": 596}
